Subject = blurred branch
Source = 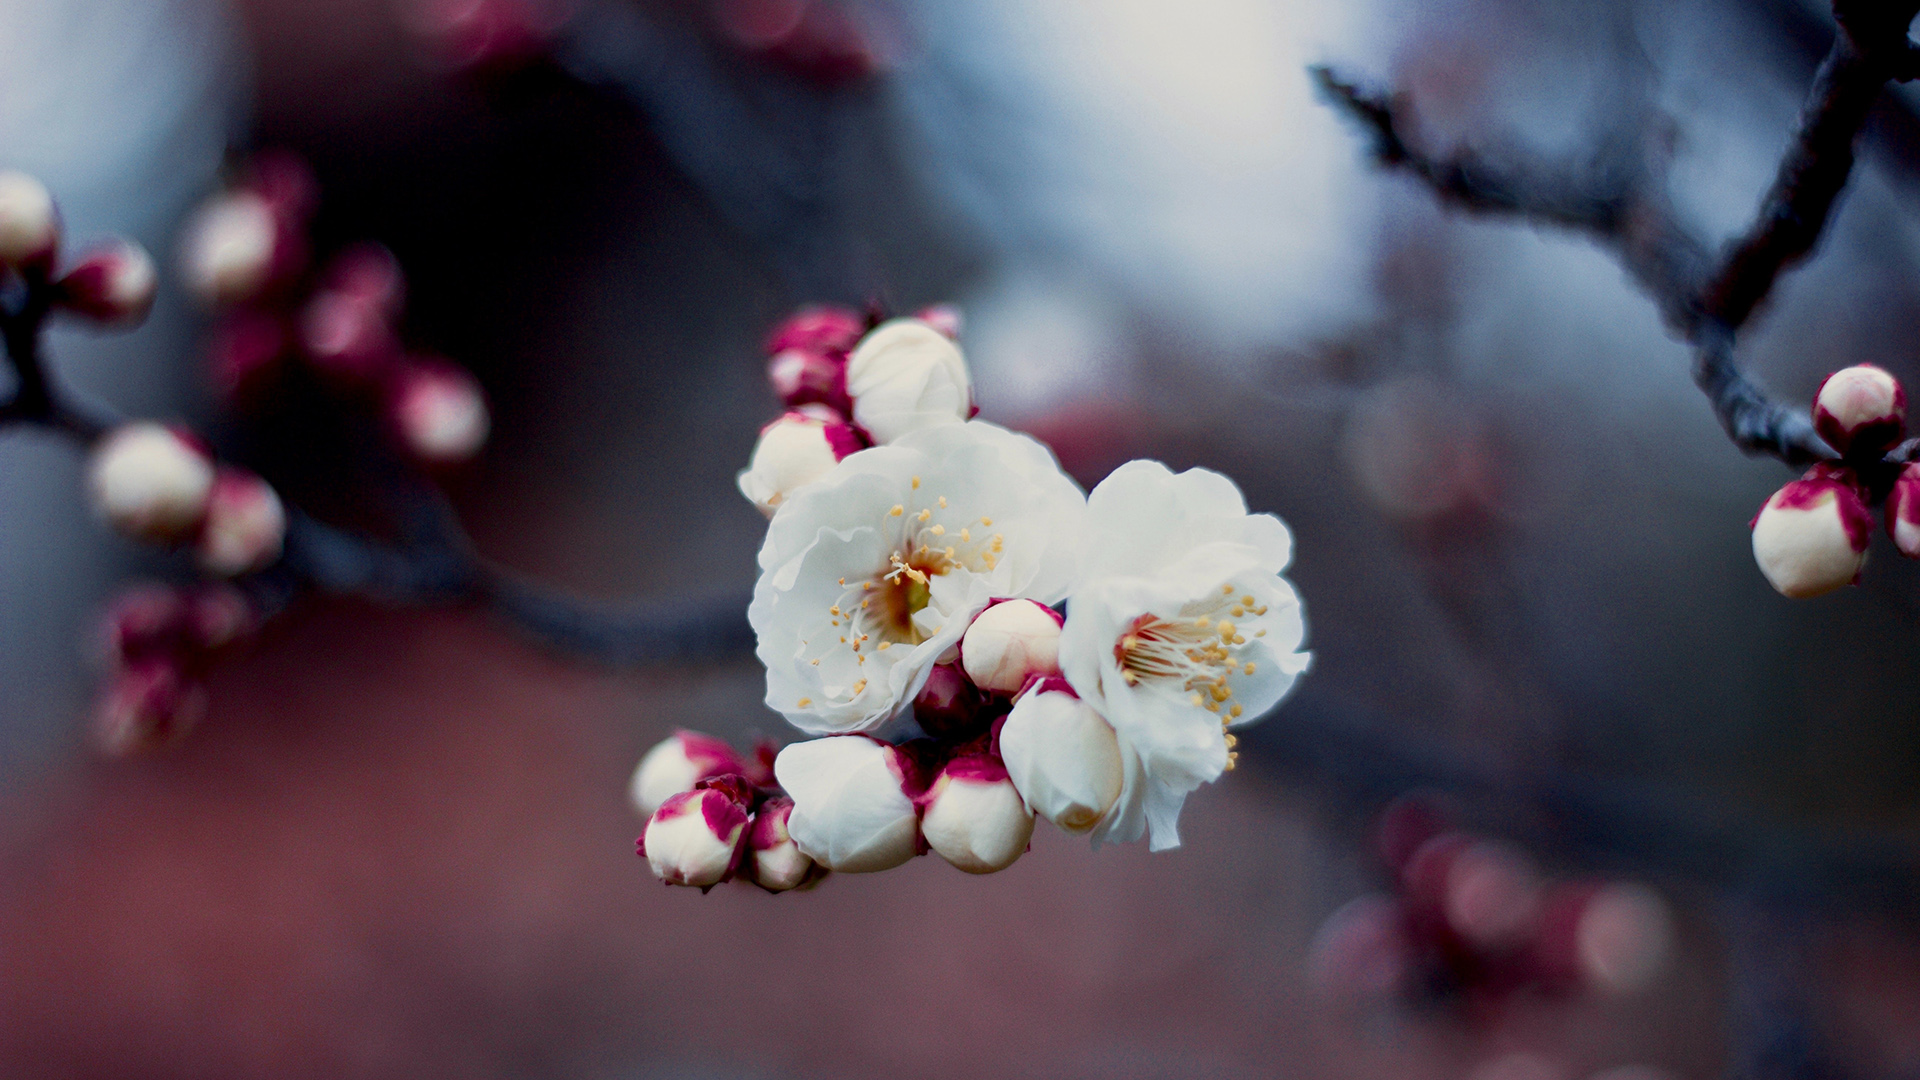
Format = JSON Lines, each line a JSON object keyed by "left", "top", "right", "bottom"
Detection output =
{"left": 0, "top": 281, "right": 751, "bottom": 669}
{"left": 1315, "top": 0, "right": 1920, "bottom": 469}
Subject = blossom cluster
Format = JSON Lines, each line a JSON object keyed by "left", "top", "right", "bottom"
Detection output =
{"left": 1309, "top": 796, "right": 1674, "bottom": 1010}
{"left": 1750, "top": 364, "right": 1920, "bottom": 598}
{"left": 633, "top": 303, "right": 1311, "bottom": 888}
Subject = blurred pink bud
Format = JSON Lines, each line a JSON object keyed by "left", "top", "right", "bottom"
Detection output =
{"left": 94, "top": 657, "right": 207, "bottom": 756}
{"left": 1441, "top": 840, "right": 1542, "bottom": 951}
{"left": 747, "top": 797, "right": 819, "bottom": 892}
{"left": 1465, "top": 1053, "right": 1569, "bottom": 1080}
{"left": 755, "top": 2, "right": 882, "bottom": 85}
{"left": 714, "top": 0, "right": 807, "bottom": 49}
{"left": 1375, "top": 792, "right": 1453, "bottom": 875}
{"left": 914, "top": 304, "right": 962, "bottom": 339}
{"left": 402, "top": 0, "right": 563, "bottom": 70}
{"left": 0, "top": 170, "right": 58, "bottom": 266}
{"left": 640, "top": 785, "right": 750, "bottom": 888}
{"left": 86, "top": 423, "right": 215, "bottom": 544}
{"left": 1572, "top": 883, "right": 1673, "bottom": 994}
{"left": 1887, "top": 464, "right": 1920, "bottom": 558}
{"left": 208, "top": 311, "right": 289, "bottom": 405}
{"left": 737, "top": 410, "right": 864, "bottom": 515}
{"left": 99, "top": 585, "right": 192, "bottom": 667}
{"left": 1400, "top": 831, "right": 1474, "bottom": 912}
{"left": 774, "top": 735, "right": 921, "bottom": 873}
{"left": 920, "top": 754, "right": 1032, "bottom": 873}
{"left": 1751, "top": 464, "right": 1870, "bottom": 598}
{"left": 764, "top": 305, "right": 865, "bottom": 356}
{"left": 321, "top": 243, "right": 406, "bottom": 317}
{"left": 55, "top": 240, "right": 156, "bottom": 324}
{"left": 1306, "top": 894, "right": 1414, "bottom": 1002}
{"left": 179, "top": 192, "right": 280, "bottom": 306}
{"left": 911, "top": 662, "right": 985, "bottom": 739}
{"left": 767, "top": 347, "right": 851, "bottom": 414}
{"left": 628, "top": 730, "right": 748, "bottom": 819}
{"left": 1813, "top": 364, "right": 1904, "bottom": 458}
{"left": 960, "top": 599, "right": 1062, "bottom": 695}
{"left": 245, "top": 151, "right": 320, "bottom": 225}
{"left": 301, "top": 290, "right": 398, "bottom": 384}
{"left": 185, "top": 583, "right": 258, "bottom": 652}
{"left": 392, "top": 363, "right": 491, "bottom": 463}
{"left": 196, "top": 468, "right": 287, "bottom": 576}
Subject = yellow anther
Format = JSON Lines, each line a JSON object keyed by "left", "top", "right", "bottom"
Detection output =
{"left": 1211, "top": 684, "right": 1232, "bottom": 702}
{"left": 1195, "top": 616, "right": 1212, "bottom": 628}
{"left": 960, "top": 528, "right": 971, "bottom": 542}
{"left": 917, "top": 509, "right": 932, "bottom": 522}
{"left": 811, "top": 659, "right": 820, "bottom": 666}
{"left": 838, "top": 577, "right": 846, "bottom": 586}
{"left": 1255, "top": 629, "right": 1267, "bottom": 638}
{"left": 938, "top": 496, "right": 948, "bottom": 508}
{"left": 797, "top": 697, "right": 812, "bottom": 707}
{"left": 1230, "top": 705, "right": 1243, "bottom": 718}
{"left": 878, "top": 642, "right": 891, "bottom": 651}
{"left": 912, "top": 476, "right": 921, "bottom": 489}
{"left": 861, "top": 599, "right": 871, "bottom": 609}
{"left": 1225, "top": 734, "right": 1238, "bottom": 748}
{"left": 981, "top": 517, "right": 993, "bottom": 526}
{"left": 1233, "top": 635, "right": 1246, "bottom": 645}
{"left": 1244, "top": 662, "right": 1257, "bottom": 675}
{"left": 853, "top": 678, "right": 867, "bottom": 694}
{"left": 1254, "top": 606, "right": 1269, "bottom": 616}
{"left": 830, "top": 606, "right": 843, "bottom": 617}
{"left": 931, "top": 524, "right": 946, "bottom": 536}
{"left": 1242, "top": 595, "right": 1256, "bottom": 606}
{"left": 1223, "top": 584, "right": 1234, "bottom": 595}
{"left": 1189, "top": 694, "right": 1204, "bottom": 707}
{"left": 863, "top": 582, "right": 874, "bottom": 591}
{"left": 1231, "top": 607, "right": 1245, "bottom": 618}
{"left": 890, "top": 505, "right": 904, "bottom": 517}
{"left": 1216, "top": 620, "right": 1236, "bottom": 641}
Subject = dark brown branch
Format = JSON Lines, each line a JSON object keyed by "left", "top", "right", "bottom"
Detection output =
{"left": 1, "top": 277, "right": 751, "bottom": 669}
{"left": 1314, "top": 1, "right": 1920, "bottom": 470}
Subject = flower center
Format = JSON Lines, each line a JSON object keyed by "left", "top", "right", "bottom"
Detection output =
{"left": 1113, "top": 583, "right": 1272, "bottom": 769}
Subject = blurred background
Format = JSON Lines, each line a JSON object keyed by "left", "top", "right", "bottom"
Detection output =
{"left": 3, "top": 0, "right": 1920, "bottom": 1076}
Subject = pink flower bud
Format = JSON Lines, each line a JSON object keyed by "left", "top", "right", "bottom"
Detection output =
{"left": 774, "top": 735, "right": 921, "bottom": 873}
{"left": 960, "top": 599, "right": 1062, "bottom": 694}
{"left": 640, "top": 786, "right": 749, "bottom": 888}
{"left": 301, "top": 290, "right": 398, "bottom": 384}
{"left": 747, "top": 797, "right": 819, "bottom": 892}
{"left": 185, "top": 583, "right": 259, "bottom": 652}
{"left": 767, "top": 348, "right": 851, "bottom": 414}
{"left": 391, "top": 363, "right": 490, "bottom": 463}
{"left": 920, "top": 754, "right": 1033, "bottom": 874}
{"left": 321, "top": 243, "right": 405, "bottom": 316}
{"left": 1531, "top": 882, "right": 1671, "bottom": 995}
{"left": 55, "top": 240, "right": 156, "bottom": 324}
{"left": 1813, "top": 364, "right": 1905, "bottom": 458}
{"left": 197, "top": 468, "right": 286, "bottom": 576}
{"left": 764, "top": 304, "right": 865, "bottom": 356}
{"left": 1438, "top": 839, "right": 1541, "bottom": 951}
{"left": 1751, "top": 465, "right": 1871, "bottom": 598}
{"left": 98, "top": 585, "right": 192, "bottom": 667}
{"left": 208, "top": 311, "right": 289, "bottom": 405}
{"left": 736, "top": 410, "right": 864, "bottom": 515}
{"left": 999, "top": 679, "right": 1124, "bottom": 833}
{"left": 179, "top": 192, "right": 280, "bottom": 305}
{"left": 94, "top": 657, "right": 207, "bottom": 756}
{"left": 86, "top": 423, "right": 215, "bottom": 543}
{"left": 845, "top": 318, "right": 972, "bottom": 444}
{"left": 911, "top": 662, "right": 984, "bottom": 739}
{"left": 0, "top": 170, "right": 58, "bottom": 266}
{"left": 401, "top": 0, "right": 561, "bottom": 70}
{"left": 1306, "top": 894, "right": 1414, "bottom": 1001}
{"left": 628, "top": 730, "right": 747, "bottom": 818}
{"left": 913, "top": 304, "right": 962, "bottom": 339}
{"left": 1887, "top": 463, "right": 1920, "bottom": 558}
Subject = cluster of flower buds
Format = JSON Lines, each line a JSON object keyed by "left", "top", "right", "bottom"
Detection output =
{"left": 180, "top": 153, "right": 490, "bottom": 466}
{"left": 738, "top": 304, "right": 968, "bottom": 514}
{"left": 630, "top": 730, "right": 826, "bottom": 891}
{"left": 0, "top": 169, "right": 157, "bottom": 324}
{"left": 1309, "top": 796, "right": 1674, "bottom": 1011}
{"left": 659, "top": 300, "right": 1312, "bottom": 890}
{"left": 90, "top": 582, "right": 259, "bottom": 755}
{"left": 1751, "top": 364, "right": 1920, "bottom": 598}
{"left": 85, "top": 423, "right": 287, "bottom": 575}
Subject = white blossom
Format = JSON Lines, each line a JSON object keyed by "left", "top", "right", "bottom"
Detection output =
{"left": 774, "top": 736, "right": 921, "bottom": 873}
{"left": 737, "top": 411, "right": 863, "bottom": 516}
{"left": 752, "top": 420, "right": 1084, "bottom": 734}
{"left": 959, "top": 597, "right": 1063, "bottom": 694}
{"left": 628, "top": 730, "right": 747, "bottom": 819}
{"left": 999, "top": 678, "right": 1126, "bottom": 835}
{"left": 179, "top": 191, "right": 278, "bottom": 305}
{"left": 1057, "top": 460, "right": 1308, "bottom": 850}
{"left": 86, "top": 423, "right": 215, "bottom": 544}
{"left": 844, "top": 318, "right": 972, "bottom": 444}
{"left": 642, "top": 788, "right": 748, "bottom": 887}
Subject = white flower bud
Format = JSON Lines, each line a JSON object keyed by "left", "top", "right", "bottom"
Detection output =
{"left": 180, "top": 192, "right": 279, "bottom": 305}
{"left": 737, "top": 411, "right": 863, "bottom": 516}
{"left": 747, "top": 797, "right": 818, "bottom": 892}
{"left": 844, "top": 317, "right": 972, "bottom": 444}
{"left": 87, "top": 423, "right": 215, "bottom": 544}
{"left": 641, "top": 787, "right": 749, "bottom": 887}
{"left": 999, "top": 679, "right": 1124, "bottom": 833}
{"left": 56, "top": 240, "right": 156, "bottom": 323}
{"left": 1751, "top": 466, "right": 1871, "bottom": 598}
{"left": 920, "top": 756, "right": 1033, "bottom": 874}
{"left": 1887, "top": 463, "right": 1920, "bottom": 558}
{"left": 628, "top": 730, "right": 747, "bottom": 818}
{"left": 960, "top": 598, "right": 1062, "bottom": 694}
{"left": 392, "top": 364, "right": 490, "bottom": 463}
{"left": 1813, "top": 364, "right": 1905, "bottom": 458}
{"left": 774, "top": 736, "right": 920, "bottom": 873}
{"left": 0, "top": 170, "right": 57, "bottom": 265}
{"left": 197, "top": 468, "right": 286, "bottom": 576}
